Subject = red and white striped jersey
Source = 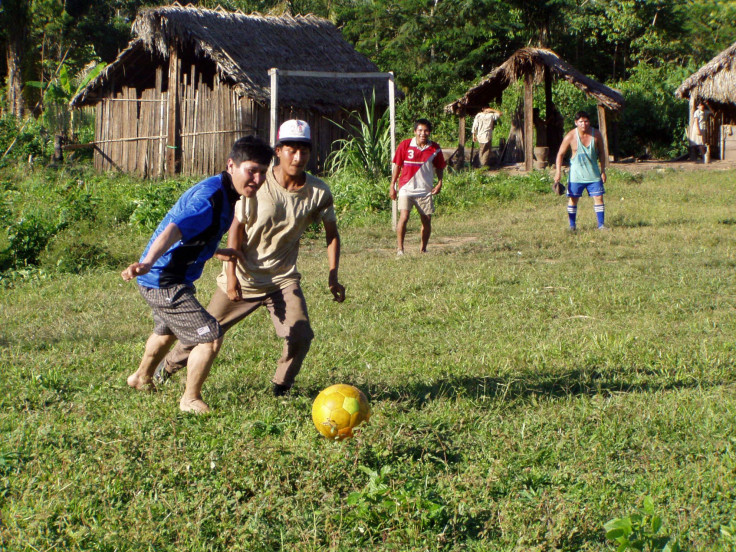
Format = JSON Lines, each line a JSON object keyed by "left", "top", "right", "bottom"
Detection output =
{"left": 393, "top": 138, "right": 446, "bottom": 197}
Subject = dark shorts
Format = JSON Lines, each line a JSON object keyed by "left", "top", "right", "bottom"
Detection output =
{"left": 138, "top": 284, "right": 223, "bottom": 346}
{"left": 568, "top": 179, "right": 605, "bottom": 198}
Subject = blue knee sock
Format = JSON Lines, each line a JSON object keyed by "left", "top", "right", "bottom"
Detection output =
{"left": 567, "top": 205, "right": 577, "bottom": 228}
{"left": 595, "top": 203, "right": 605, "bottom": 227}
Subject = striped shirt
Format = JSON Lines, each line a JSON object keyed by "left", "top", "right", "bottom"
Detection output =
{"left": 393, "top": 138, "right": 446, "bottom": 197}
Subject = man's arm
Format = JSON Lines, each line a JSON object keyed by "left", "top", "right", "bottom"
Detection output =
{"left": 554, "top": 131, "right": 574, "bottom": 184}
{"left": 595, "top": 130, "right": 607, "bottom": 183}
{"left": 432, "top": 167, "right": 444, "bottom": 195}
{"left": 323, "top": 219, "right": 345, "bottom": 303}
{"left": 121, "top": 222, "right": 182, "bottom": 281}
{"left": 223, "top": 214, "right": 244, "bottom": 301}
{"left": 389, "top": 163, "right": 401, "bottom": 200}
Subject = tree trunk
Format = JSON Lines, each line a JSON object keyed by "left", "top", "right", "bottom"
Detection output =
{"left": 5, "top": 35, "right": 25, "bottom": 117}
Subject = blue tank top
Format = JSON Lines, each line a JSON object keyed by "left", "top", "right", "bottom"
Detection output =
{"left": 569, "top": 129, "right": 601, "bottom": 183}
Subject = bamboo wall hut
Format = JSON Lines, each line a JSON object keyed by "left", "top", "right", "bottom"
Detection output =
{"left": 676, "top": 40, "right": 736, "bottom": 160}
{"left": 445, "top": 47, "right": 624, "bottom": 171}
{"left": 70, "top": 3, "right": 397, "bottom": 176}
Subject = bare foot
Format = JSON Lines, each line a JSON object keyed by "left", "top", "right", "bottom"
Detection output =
{"left": 127, "top": 373, "right": 154, "bottom": 391}
{"left": 180, "top": 397, "right": 211, "bottom": 414}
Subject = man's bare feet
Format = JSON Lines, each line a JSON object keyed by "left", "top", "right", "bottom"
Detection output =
{"left": 127, "top": 372, "right": 154, "bottom": 391}
{"left": 180, "top": 397, "right": 211, "bottom": 414}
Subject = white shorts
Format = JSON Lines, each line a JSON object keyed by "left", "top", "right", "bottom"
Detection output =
{"left": 398, "top": 194, "right": 434, "bottom": 216}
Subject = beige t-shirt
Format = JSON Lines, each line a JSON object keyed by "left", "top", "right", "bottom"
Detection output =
{"left": 216, "top": 167, "right": 337, "bottom": 297}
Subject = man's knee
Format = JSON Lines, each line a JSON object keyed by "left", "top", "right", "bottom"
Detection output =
{"left": 196, "top": 337, "right": 223, "bottom": 356}
{"left": 287, "top": 320, "right": 314, "bottom": 349}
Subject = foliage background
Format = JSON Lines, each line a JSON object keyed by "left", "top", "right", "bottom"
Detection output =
{"left": 1, "top": 0, "right": 736, "bottom": 158}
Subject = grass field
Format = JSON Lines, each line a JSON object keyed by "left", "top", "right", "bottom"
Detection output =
{"left": 1, "top": 167, "right": 736, "bottom": 551}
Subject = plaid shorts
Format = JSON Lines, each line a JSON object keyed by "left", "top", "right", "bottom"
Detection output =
{"left": 398, "top": 194, "right": 435, "bottom": 216}
{"left": 138, "top": 284, "right": 223, "bottom": 345}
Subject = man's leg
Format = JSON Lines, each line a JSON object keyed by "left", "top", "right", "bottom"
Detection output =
{"left": 593, "top": 195, "right": 605, "bottom": 228}
{"left": 180, "top": 337, "right": 223, "bottom": 413}
{"left": 396, "top": 209, "right": 410, "bottom": 254}
{"left": 128, "top": 333, "right": 176, "bottom": 390}
{"left": 163, "top": 288, "right": 260, "bottom": 375}
{"left": 567, "top": 196, "right": 579, "bottom": 230}
{"left": 266, "top": 284, "right": 314, "bottom": 392}
{"left": 419, "top": 212, "right": 432, "bottom": 252}
{"left": 479, "top": 141, "right": 492, "bottom": 168}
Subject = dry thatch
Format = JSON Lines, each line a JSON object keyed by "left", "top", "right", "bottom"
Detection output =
{"left": 71, "top": 3, "right": 394, "bottom": 111}
{"left": 676, "top": 41, "right": 736, "bottom": 104}
{"left": 444, "top": 47, "right": 624, "bottom": 115}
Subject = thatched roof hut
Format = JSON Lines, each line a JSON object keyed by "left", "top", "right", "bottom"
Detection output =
{"left": 71, "top": 3, "right": 397, "bottom": 176}
{"left": 676, "top": 41, "right": 736, "bottom": 105}
{"left": 676, "top": 41, "right": 736, "bottom": 160}
{"left": 445, "top": 48, "right": 624, "bottom": 170}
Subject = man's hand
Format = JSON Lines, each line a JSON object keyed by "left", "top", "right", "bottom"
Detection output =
{"left": 432, "top": 183, "right": 442, "bottom": 195}
{"left": 121, "top": 262, "right": 150, "bottom": 281}
{"left": 214, "top": 248, "right": 246, "bottom": 264}
{"left": 227, "top": 279, "right": 242, "bottom": 302}
{"left": 329, "top": 276, "right": 346, "bottom": 303}
{"left": 389, "top": 183, "right": 397, "bottom": 201}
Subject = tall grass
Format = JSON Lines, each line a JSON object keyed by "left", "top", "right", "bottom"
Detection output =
{"left": 325, "top": 92, "right": 392, "bottom": 181}
{"left": 1, "top": 166, "right": 736, "bottom": 550}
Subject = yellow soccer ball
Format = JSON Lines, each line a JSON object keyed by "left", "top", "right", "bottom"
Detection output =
{"left": 312, "top": 384, "right": 370, "bottom": 440}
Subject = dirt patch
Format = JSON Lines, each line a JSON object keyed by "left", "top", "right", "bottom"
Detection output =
{"left": 367, "top": 236, "right": 479, "bottom": 254}
{"left": 608, "top": 159, "right": 736, "bottom": 173}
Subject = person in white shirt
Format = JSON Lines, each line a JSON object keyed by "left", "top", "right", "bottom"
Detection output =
{"left": 472, "top": 106, "right": 502, "bottom": 168}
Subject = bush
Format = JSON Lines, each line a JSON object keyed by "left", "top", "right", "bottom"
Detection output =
{"left": 128, "top": 180, "right": 187, "bottom": 232}
{"left": 4, "top": 214, "right": 59, "bottom": 269}
{"left": 43, "top": 239, "right": 117, "bottom": 274}
{"left": 613, "top": 63, "right": 692, "bottom": 158}
{"left": 0, "top": 115, "right": 52, "bottom": 162}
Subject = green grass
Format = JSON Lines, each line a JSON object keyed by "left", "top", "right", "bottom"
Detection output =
{"left": 1, "top": 166, "right": 736, "bottom": 550}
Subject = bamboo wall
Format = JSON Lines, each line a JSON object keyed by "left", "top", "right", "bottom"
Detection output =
{"left": 93, "top": 59, "right": 357, "bottom": 177}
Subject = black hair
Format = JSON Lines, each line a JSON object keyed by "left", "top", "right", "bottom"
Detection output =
{"left": 574, "top": 111, "right": 591, "bottom": 122}
{"left": 276, "top": 140, "right": 312, "bottom": 151}
{"left": 414, "top": 118, "right": 433, "bottom": 132}
{"left": 229, "top": 135, "right": 274, "bottom": 166}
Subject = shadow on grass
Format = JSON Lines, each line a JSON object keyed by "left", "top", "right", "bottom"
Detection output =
{"left": 312, "top": 365, "right": 729, "bottom": 410}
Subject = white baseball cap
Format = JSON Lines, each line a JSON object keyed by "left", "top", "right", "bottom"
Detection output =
{"left": 277, "top": 119, "right": 311, "bottom": 145}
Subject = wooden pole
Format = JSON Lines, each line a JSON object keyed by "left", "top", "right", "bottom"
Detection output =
{"left": 524, "top": 72, "right": 534, "bottom": 172}
{"left": 597, "top": 104, "right": 610, "bottom": 163}
{"left": 389, "top": 72, "right": 397, "bottom": 231}
{"left": 689, "top": 95, "right": 696, "bottom": 160}
{"left": 544, "top": 65, "right": 554, "bottom": 154}
{"left": 269, "top": 68, "right": 278, "bottom": 147}
{"left": 457, "top": 108, "right": 466, "bottom": 170}
{"left": 166, "top": 44, "right": 180, "bottom": 175}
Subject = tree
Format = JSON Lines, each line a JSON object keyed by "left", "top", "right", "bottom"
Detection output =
{"left": 1, "top": 0, "right": 30, "bottom": 116}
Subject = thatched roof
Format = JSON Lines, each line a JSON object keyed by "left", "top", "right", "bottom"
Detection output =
{"left": 71, "top": 3, "right": 395, "bottom": 110}
{"left": 676, "top": 41, "right": 736, "bottom": 104}
{"left": 445, "top": 47, "right": 624, "bottom": 116}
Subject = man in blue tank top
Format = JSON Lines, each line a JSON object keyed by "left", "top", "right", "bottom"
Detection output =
{"left": 554, "top": 111, "right": 607, "bottom": 231}
{"left": 121, "top": 136, "right": 274, "bottom": 413}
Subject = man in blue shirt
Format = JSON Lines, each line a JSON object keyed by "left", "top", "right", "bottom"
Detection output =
{"left": 121, "top": 136, "right": 273, "bottom": 413}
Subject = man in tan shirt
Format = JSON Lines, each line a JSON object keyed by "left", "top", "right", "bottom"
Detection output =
{"left": 156, "top": 120, "right": 346, "bottom": 397}
{"left": 471, "top": 106, "right": 502, "bottom": 168}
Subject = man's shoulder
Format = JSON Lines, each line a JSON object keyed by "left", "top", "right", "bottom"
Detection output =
{"left": 305, "top": 172, "right": 332, "bottom": 193}
{"left": 188, "top": 173, "right": 224, "bottom": 196}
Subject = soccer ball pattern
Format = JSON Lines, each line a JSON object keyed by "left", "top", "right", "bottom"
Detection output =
{"left": 312, "top": 384, "right": 370, "bottom": 440}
